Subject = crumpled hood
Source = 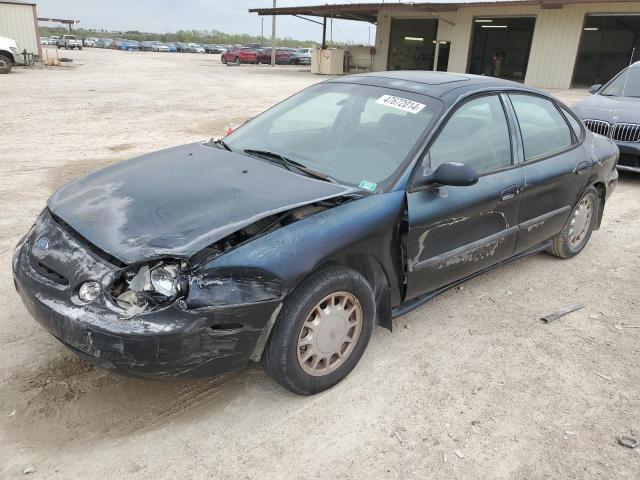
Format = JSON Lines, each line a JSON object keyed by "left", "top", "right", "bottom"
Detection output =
{"left": 48, "top": 143, "right": 354, "bottom": 264}
{"left": 572, "top": 94, "right": 640, "bottom": 124}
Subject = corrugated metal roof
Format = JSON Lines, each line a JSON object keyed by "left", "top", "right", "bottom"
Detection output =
{"left": 249, "top": 0, "right": 640, "bottom": 22}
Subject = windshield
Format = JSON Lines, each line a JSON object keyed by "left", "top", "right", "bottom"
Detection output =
{"left": 601, "top": 66, "right": 640, "bottom": 97}
{"left": 223, "top": 82, "right": 441, "bottom": 191}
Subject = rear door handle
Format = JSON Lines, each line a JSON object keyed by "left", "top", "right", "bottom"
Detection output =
{"left": 574, "top": 161, "right": 590, "bottom": 175}
{"left": 499, "top": 185, "right": 522, "bottom": 202}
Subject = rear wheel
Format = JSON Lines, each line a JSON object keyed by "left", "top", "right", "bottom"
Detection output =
{"left": 221, "top": 55, "right": 227, "bottom": 64}
{"left": 547, "top": 187, "right": 598, "bottom": 259}
{"left": 262, "top": 266, "right": 375, "bottom": 395}
{"left": 0, "top": 55, "right": 11, "bottom": 74}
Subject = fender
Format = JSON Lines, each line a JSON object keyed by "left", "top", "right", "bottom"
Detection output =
{"left": 187, "top": 191, "right": 406, "bottom": 311}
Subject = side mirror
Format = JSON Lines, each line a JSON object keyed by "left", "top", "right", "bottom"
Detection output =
{"left": 589, "top": 84, "right": 602, "bottom": 94}
{"left": 415, "top": 162, "right": 479, "bottom": 190}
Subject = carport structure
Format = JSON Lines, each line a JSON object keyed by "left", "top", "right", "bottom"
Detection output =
{"left": 250, "top": 0, "right": 640, "bottom": 89}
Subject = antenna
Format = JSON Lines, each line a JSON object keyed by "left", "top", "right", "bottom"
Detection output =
{"left": 621, "top": 47, "right": 635, "bottom": 97}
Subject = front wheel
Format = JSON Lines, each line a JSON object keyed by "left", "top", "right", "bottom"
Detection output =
{"left": 0, "top": 55, "right": 12, "bottom": 74}
{"left": 547, "top": 187, "right": 598, "bottom": 259}
{"left": 262, "top": 266, "right": 375, "bottom": 395}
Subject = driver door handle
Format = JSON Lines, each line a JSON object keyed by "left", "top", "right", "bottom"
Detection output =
{"left": 499, "top": 184, "right": 522, "bottom": 202}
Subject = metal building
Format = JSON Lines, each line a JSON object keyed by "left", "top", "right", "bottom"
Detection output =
{"left": 0, "top": 0, "right": 40, "bottom": 56}
{"left": 251, "top": 0, "right": 640, "bottom": 89}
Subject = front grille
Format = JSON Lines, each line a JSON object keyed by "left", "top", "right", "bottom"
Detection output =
{"left": 611, "top": 123, "right": 640, "bottom": 142}
{"left": 583, "top": 119, "right": 611, "bottom": 137}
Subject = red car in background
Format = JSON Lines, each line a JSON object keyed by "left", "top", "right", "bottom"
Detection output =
{"left": 257, "top": 48, "right": 292, "bottom": 65}
{"left": 222, "top": 47, "right": 258, "bottom": 65}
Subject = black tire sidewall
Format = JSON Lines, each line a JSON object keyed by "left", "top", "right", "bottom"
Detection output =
{"left": 0, "top": 55, "right": 11, "bottom": 74}
{"left": 264, "top": 267, "right": 375, "bottom": 395}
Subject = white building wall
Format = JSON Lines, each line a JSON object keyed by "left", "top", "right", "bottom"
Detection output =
{"left": 0, "top": 2, "right": 39, "bottom": 56}
{"left": 373, "top": 2, "right": 640, "bottom": 89}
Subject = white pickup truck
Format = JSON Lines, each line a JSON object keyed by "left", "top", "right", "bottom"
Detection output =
{"left": 0, "top": 36, "right": 25, "bottom": 74}
{"left": 57, "top": 34, "right": 83, "bottom": 50}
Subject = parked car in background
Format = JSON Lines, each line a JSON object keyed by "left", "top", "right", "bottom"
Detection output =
{"left": 174, "top": 42, "right": 187, "bottom": 52}
{"left": 165, "top": 43, "right": 178, "bottom": 53}
{"left": 222, "top": 46, "right": 258, "bottom": 65}
{"left": 290, "top": 48, "right": 312, "bottom": 65}
{"left": 95, "top": 38, "right": 112, "bottom": 49}
{"left": 152, "top": 42, "right": 170, "bottom": 52}
{"left": 185, "top": 43, "right": 205, "bottom": 53}
{"left": 206, "top": 44, "right": 226, "bottom": 54}
{"left": 83, "top": 37, "right": 96, "bottom": 47}
{"left": 40, "top": 37, "right": 49, "bottom": 45}
{"left": 57, "top": 35, "right": 83, "bottom": 50}
{"left": 257, "top": 48, "right": 292, "bottom": 65}
{"left": 115, "top": 40, "right": 138, "bottom": 52}
{"left": 49, "top": 36, "right": 60, "bottom": 46}
{"left": 573, "top": 62, "right": 640, "bottom": 173}
{"left": 139, "top": 41, "right": 155, "bottom": 52}
{"left": 0, "top": 35, "right": 25, "bottom": 74}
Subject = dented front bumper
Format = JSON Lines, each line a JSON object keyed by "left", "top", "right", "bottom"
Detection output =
{"left": 12, "top": 211, "right": 281, "bottom": 379}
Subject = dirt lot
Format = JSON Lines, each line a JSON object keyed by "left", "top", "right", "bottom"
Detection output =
{"left": 1, "top": 48, "right": 639, "bottom": 479}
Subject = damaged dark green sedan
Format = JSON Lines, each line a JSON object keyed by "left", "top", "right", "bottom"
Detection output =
{"left": 13, "top": 72, "right": 618, "bottom": 395}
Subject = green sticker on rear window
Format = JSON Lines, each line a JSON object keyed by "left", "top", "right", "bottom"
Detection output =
{"left": 359, "top": 180, "right": 377, "bottom": 192}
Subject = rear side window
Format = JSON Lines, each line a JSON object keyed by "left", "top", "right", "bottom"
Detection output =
{"left": 509, "top": 94, "right": 573, "bottom": 161}
{"left": 428, "top": 95, "right": 512, "bottom": 175}
{"left": 560, "top": 105, "right": 584, "bottom": 141}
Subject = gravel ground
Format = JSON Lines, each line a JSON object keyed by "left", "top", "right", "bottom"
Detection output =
{"left": 1, "top": 48, "right": 639, "bottom": 479}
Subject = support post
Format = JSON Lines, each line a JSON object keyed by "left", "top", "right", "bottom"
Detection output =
{"left": 270, "top": 0, "right": 276, "bottom": 67}
{"left": 322, "top": 17, "right": 327, "bottom": 49}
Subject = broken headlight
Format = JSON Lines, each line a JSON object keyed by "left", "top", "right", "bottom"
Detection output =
{"left": 111, "top": 261, "right": 187, "bottom": 316}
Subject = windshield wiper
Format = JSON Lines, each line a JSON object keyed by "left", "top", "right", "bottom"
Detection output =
{"left": 243, "top": 149, "right": 338, "bottom": 184}
{"left": 213, "top": 138, "right": 232, "bottom": 151}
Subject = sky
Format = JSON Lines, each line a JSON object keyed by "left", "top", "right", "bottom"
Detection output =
{"left": 35, "top": 0, "right": 379, "bottom": 44}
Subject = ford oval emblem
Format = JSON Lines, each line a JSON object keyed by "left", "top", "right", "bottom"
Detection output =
{"left": 36, "top": 238, "right": 50, "bottom": 251}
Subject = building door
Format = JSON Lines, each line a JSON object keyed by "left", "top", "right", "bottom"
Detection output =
{"left": 435, "top": 41, "right": 450, "bottom": 71}
{"left": 387, "top": 19, "right": 438, "bottom": 71}
{"left": 573, "top": 14, "right": 640, "bottom": 87}
{"left": 468, "top": 16, "right": 536, "bottom": 81}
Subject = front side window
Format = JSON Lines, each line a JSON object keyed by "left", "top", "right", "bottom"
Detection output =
{"left": 601, "top": 66, "right": 640, "bottom": 98}
{"left": 509, "top": 94, "right": 573, "bottom": 161}
{"left": 428, "top": 95, "right": 512, "bottom": 175}
{"left": 224, "top": 83, "right": 442, "bottom": 189}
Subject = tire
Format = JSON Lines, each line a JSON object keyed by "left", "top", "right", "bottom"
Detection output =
{"left": 221, "top": 55, "right": 227, "bottom": 64}
{"left": 78, "top": 47, "right": 82, "bottom": 50}
{"left": 262, "top": 266, "right": 375, "bottom": 395}
{"left": 547, "top": 187, "right": 598, "bottom": 259}
{"left": 0, "top": 55, "right": 12, "bottom": 74}
{"left": 234, "top": 57, "right": 240, "bottom": 66}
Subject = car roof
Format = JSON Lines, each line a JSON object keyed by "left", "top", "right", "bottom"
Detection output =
{"left": 330, "top": 71, "right": 544, "bottom": 105}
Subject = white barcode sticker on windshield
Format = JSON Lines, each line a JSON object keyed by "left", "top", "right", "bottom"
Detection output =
{"left": 375, "top": 95, "right": 426, "bottom": 114}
